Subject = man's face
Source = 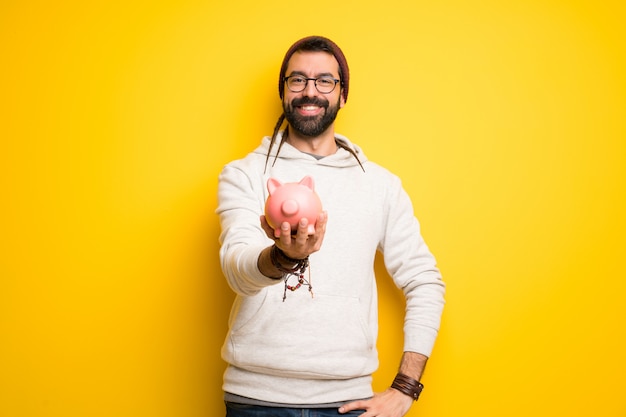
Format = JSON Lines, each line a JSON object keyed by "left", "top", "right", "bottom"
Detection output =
{"left": 282, "top": 51, "right": 345, "bottom": 138}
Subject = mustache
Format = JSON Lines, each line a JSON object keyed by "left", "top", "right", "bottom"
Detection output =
{"left": 290, "top": 97, "right": 329, "bottom": 108}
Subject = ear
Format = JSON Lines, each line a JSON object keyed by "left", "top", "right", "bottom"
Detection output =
{"left": 339, "top": 92, "right": 346, "bottom": 108}
{"left": 299, "top": 175, "right": 315, "bottom": 191}
{"left": 267, "top": 177, "right": 282, "bottom": 194}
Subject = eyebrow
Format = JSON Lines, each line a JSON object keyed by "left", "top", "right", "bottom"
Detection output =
{"left": 287, "top": 70, "right": 338, "bottom": 78}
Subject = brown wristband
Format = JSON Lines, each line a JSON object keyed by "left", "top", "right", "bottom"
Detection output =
{"left": 269, "top": 245, "right": 309, "bottom": 275}
{"left": 391, "top": 373, "right": 424, "bottom": 401}
{"left": 273, "top": 245, "right": 306, "bottom": 265}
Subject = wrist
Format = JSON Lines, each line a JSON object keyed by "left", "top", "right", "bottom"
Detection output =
{"left": 272, "top": 245, "right": 304, "bottom": 265}
{"left": 390, "top": 373, "right": 424, "bottom": 401}
{"left": 270, "top": 245, "right": 308, "bottom": 274}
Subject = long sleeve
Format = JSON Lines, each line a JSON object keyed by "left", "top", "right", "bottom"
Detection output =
{"left": 217, "top": 165, "right": 277, "bottom": 295}
{"left": 380, "top": 176, "right": 446, "bottom": 356}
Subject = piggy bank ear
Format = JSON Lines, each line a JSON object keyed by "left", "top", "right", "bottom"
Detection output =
{"left": 267, "top": 178, "right": 283, "bottom": 194}
{"left": 299, "top": 175, "right": 315, "bottom": 191}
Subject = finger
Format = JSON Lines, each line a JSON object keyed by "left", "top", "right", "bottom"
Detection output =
{"left": 278, "top": 221, "right": 292, "bottom": 245}
{"left": 316, "top": 211, "right": 328, "bottom": 235}
{"left": 295, "top": 218, "right": 310, "bottom": 242}
{"left": 338, "top": 399, "right": 368, "bottom": 414}
{"left": 309, "top": 211, "right": 327, "bottom": 250}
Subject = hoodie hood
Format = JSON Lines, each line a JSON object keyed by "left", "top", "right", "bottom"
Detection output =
{"left": 253, "top": 131, "right": 368, "bottom": 170}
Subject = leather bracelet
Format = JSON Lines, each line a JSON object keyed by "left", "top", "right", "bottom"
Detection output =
{"left": 274, "top": 245, "right": 306, "bottom": 265}
{"left": 269, "top": 245, "right": 308, "bottom": 274}
{"left": 391, "top": 373, "right": 424, "bottom": 401}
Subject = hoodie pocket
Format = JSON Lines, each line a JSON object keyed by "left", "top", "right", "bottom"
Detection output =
{"left": 226, "top": 293, "right": 376, "bottom": 379}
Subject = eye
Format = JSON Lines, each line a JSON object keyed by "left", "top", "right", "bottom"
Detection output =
{"left": 289, "top": 76, "right": 306, "bottom": 85}
{"left": 317, "top": 77, "right": 335, "bottom": 87}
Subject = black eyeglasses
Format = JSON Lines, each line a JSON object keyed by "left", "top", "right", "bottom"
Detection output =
{"left": 284, "top": 75, "right": 340, "bottom": 94}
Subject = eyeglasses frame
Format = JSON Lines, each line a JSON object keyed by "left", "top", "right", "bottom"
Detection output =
{"left": 283, "top": 75, "right": 341, "bottom": 94}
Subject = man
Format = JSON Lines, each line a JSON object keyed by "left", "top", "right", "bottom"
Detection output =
{"left": 217, "top": 35, "right": 445, "bottom": 416}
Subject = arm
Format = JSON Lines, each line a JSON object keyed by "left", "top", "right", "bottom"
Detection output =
{"left": 339, "top": 179, "right": 444, "bottom": 416}
{"left": 399, "top": 351, "right": 428, "bottom": 382}
{"left": 218, "top": 164, "right": 329, "bottom": 294}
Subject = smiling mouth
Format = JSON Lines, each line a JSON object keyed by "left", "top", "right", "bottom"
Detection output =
{"left": 297, "top": 105, "right": 323, "bottom": 116}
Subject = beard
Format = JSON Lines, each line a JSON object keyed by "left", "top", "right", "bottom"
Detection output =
{"left": 283, "top": 96, "right": 341, "bottom": 137}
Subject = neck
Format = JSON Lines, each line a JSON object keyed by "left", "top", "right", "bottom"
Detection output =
{"left": 286, "top": 127, "right": 337, "bottom": 157}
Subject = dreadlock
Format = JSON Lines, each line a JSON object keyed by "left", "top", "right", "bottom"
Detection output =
{"left": 264, "top": 113, "right": 287, "bottom": 172}
{"left": 336, "top": 139, "right": 365, "bottom": 172}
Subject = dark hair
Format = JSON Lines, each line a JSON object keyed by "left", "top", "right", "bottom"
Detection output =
{"left": 265, "top": 36, "right": 363, "bottom": 172}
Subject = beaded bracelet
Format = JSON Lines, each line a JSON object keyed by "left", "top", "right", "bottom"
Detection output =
{"left": 391, "top": 373, "right": 424, "bottom": 401}
{"left": 269, "top": 245, "right": 312, "bottom": 302}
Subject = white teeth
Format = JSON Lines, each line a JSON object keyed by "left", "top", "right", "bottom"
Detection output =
{"left": 302, "top": 106, "right": 319, "bottom": 111}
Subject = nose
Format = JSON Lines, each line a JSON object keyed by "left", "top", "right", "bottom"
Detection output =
{"left": 302, "top": 78, "right": 318, "bottom": 96}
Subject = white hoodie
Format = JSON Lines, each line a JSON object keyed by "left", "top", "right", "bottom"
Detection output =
{"left": 216, "top": 132, "right": 445, "bottom": 405}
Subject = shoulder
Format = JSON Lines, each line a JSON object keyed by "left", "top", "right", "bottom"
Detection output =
{"left": 362, "top": 160, "right": 402, "bottom": 186}
{"left": 220, "top": 139, "right": 270, "bottom": 177}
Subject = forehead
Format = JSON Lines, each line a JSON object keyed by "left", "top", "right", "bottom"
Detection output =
{"left": 285, "top": 51, "right": 340, "bottom": 77}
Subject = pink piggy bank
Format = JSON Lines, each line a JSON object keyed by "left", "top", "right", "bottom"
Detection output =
{"left": 264, "top": 176, "right": 323, "bottom": 238}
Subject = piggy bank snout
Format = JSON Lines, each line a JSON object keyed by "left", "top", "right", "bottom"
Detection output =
{"left": 281, "top": 199, "right": 300, "bottom": 216}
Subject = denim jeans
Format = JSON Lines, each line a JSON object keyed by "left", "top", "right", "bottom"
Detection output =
{"left": 225, "top": 402, "right": 364, "bottom": 416}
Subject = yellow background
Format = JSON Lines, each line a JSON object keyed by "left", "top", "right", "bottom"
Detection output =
{"left": 1, "top": 1, "right": 625, "bottom": 416}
